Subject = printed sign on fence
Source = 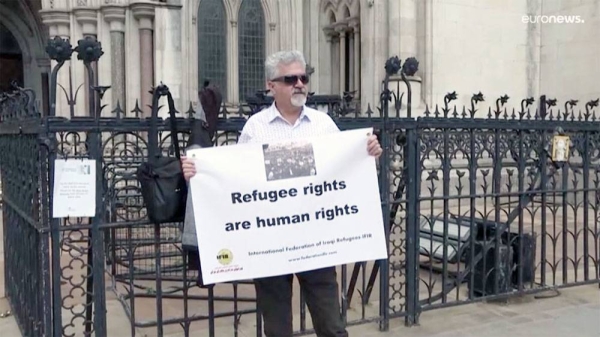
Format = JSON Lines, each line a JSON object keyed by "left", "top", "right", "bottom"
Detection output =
{"left": 52, "top": 159, "right": 96, "bottom": 218}
{"left": 187, "top": 127, "right": 388, "bottom": 284}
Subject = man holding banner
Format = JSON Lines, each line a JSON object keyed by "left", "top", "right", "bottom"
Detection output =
{"left": 181, "top": 50, "right": 385, "bottom": 337}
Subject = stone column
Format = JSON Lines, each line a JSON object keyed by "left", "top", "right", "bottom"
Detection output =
{"left": 368, "top": 0, "right": 388, "bottom": 114}
{"left": 277, "top": 0, "right": 290, "bottom": 50}
{"left": 400, "top": 0, "right": 418, "bottom": 61}
{"left": 400, "top": 0, "right": 424, "bottom": 114}
{"left": 322, "top": 26, "right": 335, "bottom": 94}
{"left": 348, "top": 34, "right": 354, "bottom": 92}
{"left": 38, "top": 10, "right": 70, "bottom": 42}
{"left": 269, "top": 23, "right": 277, "bottom": 60}
{"left": 103, "top": 5, "right": 127, "bottom": 113}
{"left": 74, "top": 8, "right": 98, "bottom": 37}
{"left": 132, "top": 2, "right": 156, "bottom": 114}
{"left": 73, "top": 7, "right": 99, "bottom": 114}
{"left": 228, "top": 20, "right": 239, "bottom": 104}
{"left": 327, "top": 31, "right": 339, "bottom": 94}
{"left": 335, "top": 24, "right": 347, "bottom": 96}
{"left": 306, "top": 1, "right": 320, "bottom": 93}
{"left": 349, "top": 19, "right": 360, "bottom": 98}
{"left": 388, "top": 0, "right": 401, "bottom": 59}
{"left": 39, "top": 9, "right": 71, "bottom": 118}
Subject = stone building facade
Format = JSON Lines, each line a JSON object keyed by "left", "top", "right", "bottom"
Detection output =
{"left": 0, "top": 0, "right": 599, "bottom": 119}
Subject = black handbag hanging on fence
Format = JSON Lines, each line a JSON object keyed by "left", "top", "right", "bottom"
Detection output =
{"left": 136, "top": 84, "right": 188, "bottom": 224}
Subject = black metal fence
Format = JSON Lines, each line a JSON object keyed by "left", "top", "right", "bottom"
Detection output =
{"left": 1, "top": 36, "right": 599, "bottom": 337}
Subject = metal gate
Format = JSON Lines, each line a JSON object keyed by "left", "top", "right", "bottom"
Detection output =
{"left": 1, "top": 35, "right": 598, "bottom": 337}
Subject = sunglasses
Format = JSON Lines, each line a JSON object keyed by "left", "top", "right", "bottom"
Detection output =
{"left": 271, "top": 74, "right": 309, "bottom": 85}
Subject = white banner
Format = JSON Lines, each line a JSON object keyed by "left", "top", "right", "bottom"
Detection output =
{"left": 187, "top": 127, "right": 388, "bottom": 284}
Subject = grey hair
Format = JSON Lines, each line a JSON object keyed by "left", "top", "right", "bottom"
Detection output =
{"left": 264, "top": 50, "right": 307, "bottom": 80}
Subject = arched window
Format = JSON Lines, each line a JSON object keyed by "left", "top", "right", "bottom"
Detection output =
{"left": 321, "top": 0, "right": 361, "bottom": 98}
{"left": 197, "top": 0, "right": 228, "bottom": 99}
{"left": 237, "top": 0, "right": 265, "bottom": 101}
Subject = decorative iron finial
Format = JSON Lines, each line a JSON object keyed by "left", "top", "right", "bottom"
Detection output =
{"left": 75, "top": 36, "right": 104, "bottom": 63}
{"left": 402, "top": 57, "right": 419, "bottom": 76}
{"left": 384, "top": 56, "right": 401, "bottom": 76}
{"left": 471, "top": 92, "right": 485, "bottom": 103}
{"left": 155, "top": 82, "right": 170, "bottom": 96}
{"left": 522, "top": 97, "right": 535, "bottom": 109}
{"left": 45, "top": 36, "right": 73, "bottom": 62}
{"left": 93, "top": 86, "right": 111, "bottom": 100}
{"left": 444, "top": 91, "right": 457, "bottom": 104}
{"left": 586, "top": 99, "right": 598, "bottom": 110}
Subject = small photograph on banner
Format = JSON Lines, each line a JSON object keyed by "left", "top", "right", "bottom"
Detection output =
{"left": 187, "top": 127, "right": 388, "bottom": 285}
{"left": 262, "top": 140, "right": 317, "bottom": 181}
{"left": 52, "top": 159, "right": 96, "bottom": 218}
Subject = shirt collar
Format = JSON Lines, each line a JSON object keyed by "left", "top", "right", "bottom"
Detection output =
{"left": 267, "top": 103, "right": 312, "bottom": 124}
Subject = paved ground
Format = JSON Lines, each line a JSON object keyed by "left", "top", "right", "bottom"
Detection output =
{"left": 1, "top": 205, "right": 599, "bottom": 337}
{"left": 1, "top": 284, "right": 598, "bottom": 336}
{"left": 357, "top": 285, "right": 600, "bottom": 337}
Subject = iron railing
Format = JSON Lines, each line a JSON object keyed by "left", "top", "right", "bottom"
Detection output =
{"left": 1, "top": 36, "right": 599, "bottom": 337}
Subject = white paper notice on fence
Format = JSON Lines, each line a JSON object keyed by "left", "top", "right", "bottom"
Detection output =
{"left": 52, "top": 159, "right": 96, "bottom": 218}
{"left": 186, "top": 127, "right": 388, "bottom": 285}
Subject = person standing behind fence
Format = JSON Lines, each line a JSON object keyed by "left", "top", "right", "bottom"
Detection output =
{"left": 180, "top": 50, "right": 383, "bottom": 337}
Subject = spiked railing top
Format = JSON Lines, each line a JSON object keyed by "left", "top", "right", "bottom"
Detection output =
{"left": 420, "top": 92, "right": 600, "bottom": 122}
{"left": 29, "top": 43, "right": 600, "bottom": 124}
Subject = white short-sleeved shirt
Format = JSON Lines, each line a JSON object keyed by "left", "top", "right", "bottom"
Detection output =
{"left": 237, "top": 103, "right": 340, "bottom": 144}
{"left": 181, "top": 103, "right": 340, "bottom": 248}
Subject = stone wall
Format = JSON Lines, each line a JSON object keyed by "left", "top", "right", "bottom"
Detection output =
{"left": 539, "top": 0, "right": 600, "bottom": 105}
{"left": 423, "top": 0, "right": 537, "bottom": 116}
{"left": 35, "top": 0, "right": 599, "bottom": 118}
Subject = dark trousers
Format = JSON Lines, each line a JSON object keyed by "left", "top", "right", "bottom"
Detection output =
{"left": 254, "top": 266, "right": 349, "bottom": 337}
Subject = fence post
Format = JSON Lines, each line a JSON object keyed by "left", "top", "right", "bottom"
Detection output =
{"left": 377, "top": 91, "right": 390, "bottom": 331}
{"left": 38, "top": 96, "right": 54, "bottom": 337}
{"left": 400, "top": 56, "right": 421, "bottom": 326}
{"left": 404, "top": 126, "right": 420, "bottom": 326}
{"left": 377, "top": 57, "right": 400, "bottom": 332}
{"left": 45, "top": 35, "right": 75, "bottom": 337}
{"left": 74, "top": 36, "right": 108, "bottom": 336}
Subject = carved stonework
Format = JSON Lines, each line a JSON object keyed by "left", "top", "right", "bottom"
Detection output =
{"left": 131, "top": 2, "right": 156, "bottom": 30}
{"left": 348, "top": 16, "right": 360, "bottom": 31}
{"left": 333, "top": 22, "right": 349, "bottom": 34}
{"left": 104, "top": 0, "right": 129, "bottom": 4}
{"left": 77, "top": 0, "right": 88, "bottom": 6}
{"left": 102, "top": 5, "right": 127, "bottom": 32}
{"left": 39, "top": 8, "right": 71, "bottom": 37}
{"left": 74, "top": 7, "right": 98, "bottom": 35}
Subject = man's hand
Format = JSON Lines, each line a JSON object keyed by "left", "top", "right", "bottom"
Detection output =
{"left": 367, "top": 134, "right": 383, "bottom": 158}
{"left": 181, "top": 156, "right": 197, "bottom": 181}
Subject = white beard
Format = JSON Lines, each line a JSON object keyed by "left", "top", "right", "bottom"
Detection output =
{"left": 291, "top": 94, "right": 307, "bottom": 107}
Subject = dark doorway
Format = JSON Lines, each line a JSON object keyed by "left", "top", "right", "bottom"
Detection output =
{"left": 0, "top": 23, "right": 24, "bottom": 93}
